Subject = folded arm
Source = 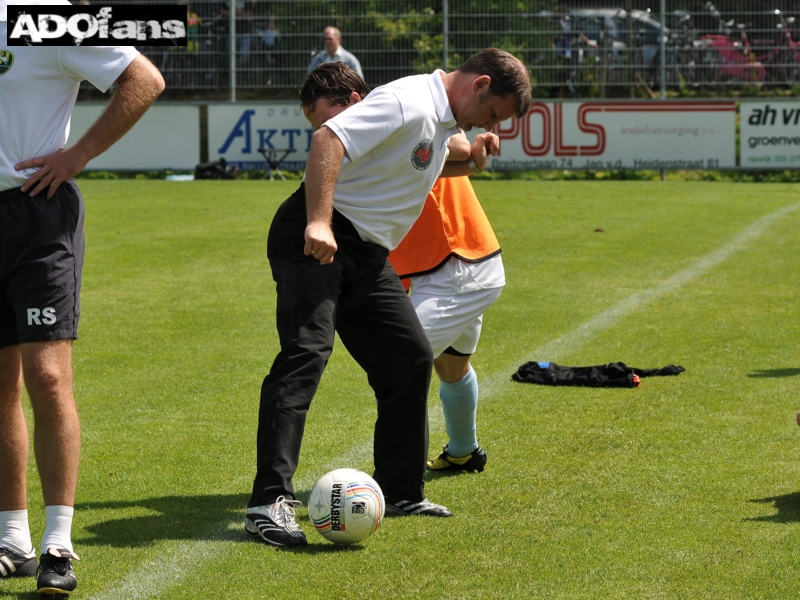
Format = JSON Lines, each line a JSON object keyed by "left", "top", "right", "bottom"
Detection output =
{"left": 440, "top": 132, "right": 500, "bottom": 178}
{"left": 17, "top": 54, "right": 165, "bottom": 198}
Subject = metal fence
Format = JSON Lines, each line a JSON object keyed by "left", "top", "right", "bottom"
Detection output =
{"left": 113, "top": 0, "right": 800, "bottom": 99}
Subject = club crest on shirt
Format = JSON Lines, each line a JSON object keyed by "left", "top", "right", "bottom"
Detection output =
{"left": 410, "top": 139, "right": 434, "bottom": 171}
{"left": 0, "top": 50, "right": 14, "bottom": 76}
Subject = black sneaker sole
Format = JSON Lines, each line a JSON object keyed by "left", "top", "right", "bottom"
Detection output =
{"left": 428, "top": 446, "right": 488, "bottom": 473}
{"left": 444, "top": 461, "right": 485, "bottom": 473}
{"left": 384, "top": 500, "right": 453, "bottom": 517}
{"left": 428, "top": 459, "right": 487, "bottom": 473}
{"left": 37, "top": 588, "right": 73, "bottom": 598}
{"left": 244, "top": 520, "right": 308, "bottom": 548}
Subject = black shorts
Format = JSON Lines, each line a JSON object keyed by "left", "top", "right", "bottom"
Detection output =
{"left": 0, "top": 181, "right": 85, "bottom": 349}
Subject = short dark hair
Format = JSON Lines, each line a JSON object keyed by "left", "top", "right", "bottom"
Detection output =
{"left": 300, "top": 63, "right": 369, "bottom": 113}
{"left": 456, "top": 48, "right": 532, "bottom": 118}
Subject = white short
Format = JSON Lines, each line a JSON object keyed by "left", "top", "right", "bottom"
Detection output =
{"left": 409, "top": 256, "right": 504, "bottom": 358}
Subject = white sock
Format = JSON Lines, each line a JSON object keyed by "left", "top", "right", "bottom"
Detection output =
{"left": 0, "top": 509, "right": 34, "bottom": 555}
{"left": 41, "top": 506, "right": 74, "bottom": 554}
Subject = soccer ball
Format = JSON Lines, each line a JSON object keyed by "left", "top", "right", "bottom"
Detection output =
{"left": 308, "top": 468, "right": 385, "bottom": 544}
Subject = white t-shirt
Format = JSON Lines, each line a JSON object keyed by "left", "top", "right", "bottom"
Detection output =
{"left": 0, "top": 2, "right": 139, "bottom": 191}
{"left": 323, "top": 71, "right": 458, "bottom": 251}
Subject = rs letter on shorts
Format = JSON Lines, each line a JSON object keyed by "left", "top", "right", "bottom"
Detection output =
{"left": 27, "top": 308, "right": 57, "bottom": 326}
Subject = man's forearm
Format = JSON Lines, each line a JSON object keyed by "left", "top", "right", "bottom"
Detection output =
{"left": 440, "top": 132, "right": 499, "bottom": 178}
{"left": 71, "top": 55, "right": 164, "bottom": 165}
{"left": 446, "top": 131, "right": 471, "bottom": 162}
{"left": 439, "top": 161, "right": 475, "bottom": 177}
{"left": 305, "top": 126, "right": 345, "bottom": 226}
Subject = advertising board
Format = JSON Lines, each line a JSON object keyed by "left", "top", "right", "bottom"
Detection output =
{"left": 487, "top": 101, "right": 736, "bottom": 171}
{"left": 208, "top": 103, "right": 310, "bottom": 171}
{"left": 209, "top": 101, "right": 737, "bottom": 172}
{"left": 60, "top": 101, "right": 744, "bottom": 173}
{"left": 740, "top": 101, "right": 800, "bottom": 169}
{"left": 68, "top": 104, "right": 200, "bottom": 170}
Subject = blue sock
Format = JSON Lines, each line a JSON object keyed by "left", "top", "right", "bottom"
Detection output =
{"left": 439, "top": 367, "right": 479, "bottom": 457}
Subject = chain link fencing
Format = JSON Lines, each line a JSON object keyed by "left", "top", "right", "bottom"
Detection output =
{"left": 91, "top": 1, "right": 800, "bottom": 98}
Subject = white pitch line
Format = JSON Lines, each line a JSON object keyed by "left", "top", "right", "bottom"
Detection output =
{"left": 88, "top": 200, "right": 799, "bottom": 600}
{"left": 478, "top": 200, "right": 800, "bottom": 399}
{"left": 85, "top": 535, "right": 239, "bottom": 600}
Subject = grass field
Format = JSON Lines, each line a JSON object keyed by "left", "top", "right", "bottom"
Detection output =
{"left": 4, "top": 179, "right": 800, "bottom": 599}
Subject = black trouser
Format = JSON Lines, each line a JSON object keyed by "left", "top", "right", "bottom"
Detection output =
{"left": 249, "top": 185, "right": 433, "bottom": 507}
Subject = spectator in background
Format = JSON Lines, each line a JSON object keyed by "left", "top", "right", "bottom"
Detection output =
{"left": 550, "top": 5, "right": 595, "bottom": 99}
{"left": 306, "top": 26, "right": 363, "bottom": 78}
{"left": 260, "top": 16, "right": 278, "bottom": 85}
{"left": 221, "top": 0, "right": 254, "bottom": 72}
{"left": 170, "top": 0, "right": 201, "bottom": 87}
{"left": 551, "top": 8, "right": 578, "bottom": 98}
{"left": 185, "top": 1, "right": 201, "bottom": 53}
{"left": 200, "top": 1, "right": 231, "bottom": 80}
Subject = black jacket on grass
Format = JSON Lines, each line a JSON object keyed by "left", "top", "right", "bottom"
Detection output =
{"left": 512, "top": 361, "right": 685, "bottom": 388}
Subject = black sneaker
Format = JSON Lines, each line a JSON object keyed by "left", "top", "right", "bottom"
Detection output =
{"left": 427, "top": 445, "right": 487, "bottom": 473}
{"left": 385, "top": 497, "right": 453, "bottom": 517}
{"left": 245, "top": 496, "right": 308, "bottom": 547}
{"left": 36, "top": 548, "right": 78, "bottom": 597}
{"left": 0, "top": 545, "right": 37, "bottom": 578}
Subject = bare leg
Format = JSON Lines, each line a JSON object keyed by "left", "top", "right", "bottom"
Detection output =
{"left": 433, "top": 353, "right": 472, "bottom": 384}
{"left": 0, "top": 345, "right": 27, "bottom": 512}
{"left": 20, "top": 340, "right": 79, "bottom": 508}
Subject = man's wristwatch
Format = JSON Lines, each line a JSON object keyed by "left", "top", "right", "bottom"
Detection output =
{"left": 466, "top": 155, "right": 482, "bottom": 175}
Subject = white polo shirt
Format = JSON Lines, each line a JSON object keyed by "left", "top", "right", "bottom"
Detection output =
{"left": 0, "top": 1, "right": 139, "bottom": 191}
{"left": 323, "top": 70, "right": 458, "bottom": 251}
